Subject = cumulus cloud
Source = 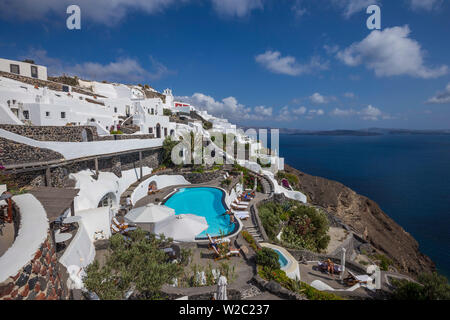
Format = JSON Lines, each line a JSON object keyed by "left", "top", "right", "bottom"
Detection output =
{"left": 337, "top": 25, "right": 448, "bottom": 79}
{"left": 292, "top": 106, "right": 307, "bottom": 115}
{"left": 24, "top": 49, "right": 172, "bottom": 82}
{"left": 210, "top": 0, "right": 263, "bottom": 17}
{"left": 177, "top": 93, "right": 323, "bottom": 123}
{"left": 408, "top": 0, "right": 442, "bottom": 11}
{"left": 255, "top": 50, "right": 328, "bottom": 76}
{"left": 330, "top": 105, "right": 388, "bottom": 121}
{"left": 310, "top": 93, "right": 329, "bottom": 104}
{"left": 176, "top": 93, "right": 263, "bottom": 121}
{"left": 427, "top": 83, "right": 450, "bottom": 104}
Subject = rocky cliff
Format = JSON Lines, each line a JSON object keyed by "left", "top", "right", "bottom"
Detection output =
{"left": 284, "top": 164, "right": 435, "bottom": 277}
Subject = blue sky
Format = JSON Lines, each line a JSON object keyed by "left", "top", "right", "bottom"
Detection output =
{"left": 0, "top": 0, "right": 449, "bottom": 130}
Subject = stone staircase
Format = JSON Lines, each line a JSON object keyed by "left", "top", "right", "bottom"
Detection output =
{"left": 245, "top": 224, "right": 265, "bottom": 243}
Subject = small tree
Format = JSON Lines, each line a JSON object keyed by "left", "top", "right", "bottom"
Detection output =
{"left": 83, "top": 229, "right": 182, "bottom": 300}
{"left": 162, "top": 137, "right": 179, "bottom": 166}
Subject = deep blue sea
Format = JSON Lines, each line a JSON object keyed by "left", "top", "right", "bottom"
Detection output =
{"left": 279, "top": 134, "right": 450, "bottom": 278}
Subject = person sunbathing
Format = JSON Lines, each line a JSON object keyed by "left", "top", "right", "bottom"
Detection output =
{"left": 327, "top": 259, "right": 335, "bottom": 275}
{"left": 229, "top": 212, "right": 236, "bottom": 224}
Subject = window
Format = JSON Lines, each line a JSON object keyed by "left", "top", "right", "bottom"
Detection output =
{"left": 45, "top": 111, "right": 50, "bottom": 117}
{"left": 62, "top": 85, "right": 69, "bottom": 92}
{"left": 31, "top": 66, "right": 38, "bottom": 78}
{"left": 151, "top": 108, "right": 154, "bottom": 115}
{"left": 10, "top": 64, "right": 20, "bottom": 74}
{"left": 23, "top": 110, "right": 29, "bottom": 120}
{"left": 164, "top": 128, "right": 168, "bottom": 137}
{"left": 61, "top": 112, "right": 66, "bottom": 119}
{"left": 114, "top": 107, "right": 117, "bottom": 113}
{"left": 149, "top": 128, "right": 153, "bottom": 134}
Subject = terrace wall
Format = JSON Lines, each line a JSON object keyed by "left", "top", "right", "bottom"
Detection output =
{"left": 4, "top": 148, "right": 163, "bottom": 188}
{"left": 0, "top": 124, "right": 99, "bottom": 142}
{"left": 0, "top": 137, "right": 64, "bottom": 165}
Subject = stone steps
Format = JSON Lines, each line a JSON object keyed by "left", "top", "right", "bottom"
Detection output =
{"left": 245, "top": 224, "right": 264, "bottom": 243}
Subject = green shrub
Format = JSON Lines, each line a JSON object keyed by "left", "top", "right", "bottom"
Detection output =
{"left": 256, "top": 248, "right": 280, "bottom": 270}
{"left": 391, "top": 272, "right": 450, "bottom": 300}
{"left": 241, "top": 230, "right": 258, "bottom": 251}
{"left": 372, "top": 254, "right": 393, "bottom": 271}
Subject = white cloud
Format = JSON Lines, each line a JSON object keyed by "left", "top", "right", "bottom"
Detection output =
{"left": 0, "top": 0, "right": 183, "bottom": 25}
{"left": 176, "top": 93, "right": 274, "bottom": 121}
{"left": 0, "top": 0, "right": 264, "bottom": 24}
{"left": 255, "top": 50, "right": 328, "bottom": 76}
{"left": 408, "top": 0, "right": 442, "bottom": 11}
{"left": 337, "top": 25, "right": 448, "bottom": 79}
{"left": 343, "top": 92, "right": 356, "bottom": 99}
{"left": 427, "top": 83, "right": 450, "bottom": 104}
{"left": 332, "top": 0, "right": 379, "bottom": 18}
{"left": 310, "top": 93, "right": 328, "bottom": 104}
{"left": 178, "top": 93, "right": 324, "bottom": 123}
{"left": 211, "top": 0, "right": 263, "bottom": 17}
{"left": 292, "top": 0, "right": 307, "bottom": 18}
{"left": 254, "top": 105, "right": 273, "bottom": 117}
{"left": 24, "top": 49, "right": 172, "bottom": 82}
{"left": 330, "top": 105, "right": 387, "bottom": 121}
{"left": 293, "top": 106, "right": 307, "bottom": 115}
{"left": 308, "top": 109, "right": 325, "bottom": 116}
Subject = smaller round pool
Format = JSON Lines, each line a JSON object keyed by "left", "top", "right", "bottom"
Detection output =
{"left": 164, "top": 187, "right": 237, "bottom": 239}
{"left": 274, "top": 249, "right": 289, "bottom": 268}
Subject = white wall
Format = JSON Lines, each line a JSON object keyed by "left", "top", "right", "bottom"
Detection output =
{"left": 0, "top": 58, "right": 47, "bottom": 80}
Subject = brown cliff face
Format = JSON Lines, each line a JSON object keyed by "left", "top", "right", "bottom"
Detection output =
{"left": 284, "top": 164, "right": 435, "bottom": 277}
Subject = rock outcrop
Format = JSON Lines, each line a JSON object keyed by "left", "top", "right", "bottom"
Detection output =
{"left": 284, "top": 164, "right": 435, "bottom": 277}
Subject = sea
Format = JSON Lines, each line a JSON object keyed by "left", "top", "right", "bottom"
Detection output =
{"left": 279, "top": 133, "right": 450, "bottom": 278}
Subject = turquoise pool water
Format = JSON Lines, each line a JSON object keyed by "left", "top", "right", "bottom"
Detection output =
{"left": 274, "top": 249, "right": 289, "bottom": 268}
{"left": 164, "top": 187, "right": 235, "bottom": 238}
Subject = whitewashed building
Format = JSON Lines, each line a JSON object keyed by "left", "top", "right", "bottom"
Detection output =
{"left": 0, "top": 58, "right": 47, "bottom": 81}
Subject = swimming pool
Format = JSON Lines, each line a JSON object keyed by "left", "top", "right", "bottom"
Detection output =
{"left": 164, "top": 187, "right": 237, "bottom": 239}
{"left": 274, "top": 249, "right": 289, "bottom": 268}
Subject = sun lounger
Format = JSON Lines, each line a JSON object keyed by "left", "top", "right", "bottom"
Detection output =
{"left": 212, "top": 244, "right": 240, "bottom": 261}
{"left": 344, "top": 271, "right": 372, "bottom": 286}
{"left": 232, "top": 211, "right": 250, "bottom": 220}
{"left": 231, "top": 203, "right": 248, "bottom": 210}
{"left": 207, "top": 234, "right": 231, "bottom": 250}
{"left": 234, "top": 200, "right": 249, "bottom": 206}
{"left": 112, "top": 217, "right": 130, "bottom": 230}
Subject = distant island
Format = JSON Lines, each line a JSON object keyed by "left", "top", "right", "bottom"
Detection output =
{"left": 242, "top": 127, "right": 450, "bottom": 136}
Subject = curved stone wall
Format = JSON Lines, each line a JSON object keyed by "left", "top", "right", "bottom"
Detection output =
{"left": 0, "top": 194, "right": 67, "bottom": 300}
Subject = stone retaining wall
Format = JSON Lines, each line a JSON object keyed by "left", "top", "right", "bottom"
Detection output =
{"left": 0, "top": 137, "right": 64, "bottom": 165}
{"left": 0, "top": 124, "right": 99, "bottom": 142}
{"left": 0, "top": 71, "right": 103, "bottom": 98}
{"left": 181, "top": 170, "right": 223, "bottom": 184}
